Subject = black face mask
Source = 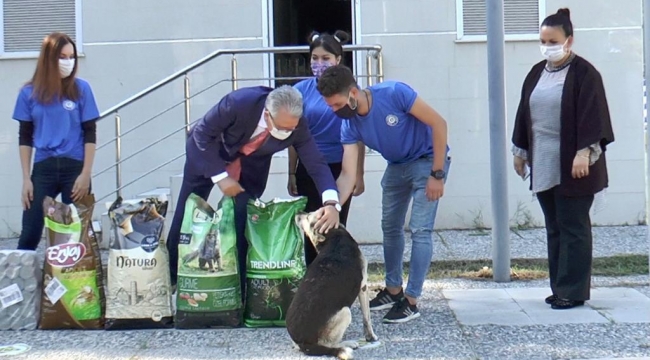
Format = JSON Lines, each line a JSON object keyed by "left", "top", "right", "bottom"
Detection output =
{"left": 334, "top": 94, "right": 358, "bottom": 119}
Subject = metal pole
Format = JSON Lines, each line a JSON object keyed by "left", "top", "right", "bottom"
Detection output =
{"left": 486, "top": 0, "right": 511, "bottom": 282}
{"left": 643, "top": 0, "right": 650, "bottom": 276}
{"left": 231, "top": 56, "right": 238, "bottom": 91}
{"left": 184, "top": 74, "right": 191, "bottom": 135}
{"left": 376, "top": 52, "right": 384, "bottom": 83}
{"left": 114, "top": 113, "right": 122, "bottom": 199}
{"left": 366, "top": 52, "right": 374, "bottom": 87}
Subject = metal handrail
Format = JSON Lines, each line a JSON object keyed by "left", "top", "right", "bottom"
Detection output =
{"left": 98, "top": 44, "right": 383, "bottom": 119}
{"left": 95, "top": 44, "right": 384, "bottom": 200}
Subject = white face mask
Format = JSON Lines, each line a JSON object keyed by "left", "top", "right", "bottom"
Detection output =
{"left": 266, "top": 111, "right": 293, "bottom": 140}
{"left": 270, "top": 126, "right": 292, "bottom": 140}
{"left": 59, "top": 59, "right": 75, "bottom": 78}
{"left": 540, "top": 41, "right": 568, "bottom": 62}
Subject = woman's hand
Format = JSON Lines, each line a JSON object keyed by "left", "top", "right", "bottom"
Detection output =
{"left": 513, "top": 156, "right": 528, "bottom": 179}
{"left": 352, "top": 176, "right": 365, "bottom": 197}
{"left": 71, "top": 173, "right": 91, "bottom": 202}
{"left": 21, "top": 179, "right": 33, "bottom": 210}
{"left": 572, "top": 153, "right": 590, "bottom": 179}
{"left": 287, "top": 174, "right": 298, "bottom": 196}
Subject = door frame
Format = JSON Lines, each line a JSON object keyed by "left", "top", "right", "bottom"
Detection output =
{"left": 263, "top": 0, "right": 361, "bottom": 88}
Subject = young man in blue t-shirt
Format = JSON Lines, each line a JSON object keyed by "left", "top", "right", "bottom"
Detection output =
{"left": 317, "top": 65, "right": 451, "bottom": 323}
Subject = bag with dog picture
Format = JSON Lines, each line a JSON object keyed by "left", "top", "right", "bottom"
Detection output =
{"left": 175, "top": 194, "right": 242, "bottom": 328}
{"left": 243, "top": 197, "right": 308, "bottom": 327}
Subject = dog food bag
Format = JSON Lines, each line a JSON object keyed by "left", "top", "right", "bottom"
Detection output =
{"left": 39, "top": 194, "right": 106, "bottom": 330}
{"left": 244, "top": 197, "right": 307, "bottom": 327}
{"left": 175, "top": 194, "right": 242, "bottom": 329}
{"left": 105, "top": 197, "right": 174, "bottom": 330}
{"left": 0, "top": 250, "right": 41, "bottom": 330}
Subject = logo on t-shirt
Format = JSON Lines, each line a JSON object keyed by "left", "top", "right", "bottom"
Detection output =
{"left": 386, "top": 114, "right": 399, "bottom": 126}
{"left": 62, "top": 100, "right": 75, "bottom": 111}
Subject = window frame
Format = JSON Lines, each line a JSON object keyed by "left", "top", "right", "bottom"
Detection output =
{"left": 455, "top": 0, "right": 546, "bottom": 43}
{"left": 0, "top": 0, "right": 84, "bottom": 59}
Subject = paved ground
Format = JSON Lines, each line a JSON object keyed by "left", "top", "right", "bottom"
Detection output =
{"left": 0, "top": 225, "right": 648, "bottom": 359}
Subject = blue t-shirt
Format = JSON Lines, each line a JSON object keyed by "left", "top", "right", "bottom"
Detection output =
{"left": 12, "top": 78, "right": 100, "bottom": 163}
{"left": 340, "top": 81, "right": 448, "bottom": 164}
{"left": 294, "top": 78, "right": 344, "bottom": 163}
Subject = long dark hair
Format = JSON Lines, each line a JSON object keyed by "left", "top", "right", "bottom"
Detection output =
{"left": 29, "top": 32, "right": 79, "bottom": 104}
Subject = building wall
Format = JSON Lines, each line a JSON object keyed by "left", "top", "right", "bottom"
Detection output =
{"left": 0, "top": 0, "right": 645, "bottom": 241}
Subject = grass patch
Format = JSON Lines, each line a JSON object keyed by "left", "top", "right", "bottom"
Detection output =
{"left": 367, "top": 254, "right": 649, "bottom": 282}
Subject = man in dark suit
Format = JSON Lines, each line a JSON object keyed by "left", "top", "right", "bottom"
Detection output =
{"left": 167, "top": 85, "right": 342, "bottom": 296}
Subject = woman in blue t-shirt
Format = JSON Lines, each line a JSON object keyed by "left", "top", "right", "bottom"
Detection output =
{"left": 12, "top": 32, "right": 100, "bottom": 250}
{"left": 288, "top": 30, "right": 365, "bottom": 265}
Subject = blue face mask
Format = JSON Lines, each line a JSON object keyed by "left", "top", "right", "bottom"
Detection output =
{"left": 311, "top": 61, "right": 334, "bottom": 78}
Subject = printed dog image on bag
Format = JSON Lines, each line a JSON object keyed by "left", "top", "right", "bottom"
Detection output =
{"left": 105, "top": 197, "right": 174, "bottom": 330}
{"left": 39, "top": 195, "right": 106, "bottom": 330}
{"left": 175, "top": 194, "right": 242, "bottom": 328}
{"left": 244, "top": 197, "right": 307, "bottom": 328}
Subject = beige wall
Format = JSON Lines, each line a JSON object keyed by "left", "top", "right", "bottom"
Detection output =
{"left": 0, "top": 0, "right": 646, "bottom": 241}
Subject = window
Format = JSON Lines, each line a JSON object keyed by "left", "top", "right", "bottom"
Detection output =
{"left": 456, "top": 0, "right": 546, "bottom": 42}
{"left": 0, "top": 0, "right": 82, "bottom": 58}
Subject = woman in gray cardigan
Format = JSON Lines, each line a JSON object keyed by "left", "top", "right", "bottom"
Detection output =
{"left": 511, "top": 8, "right": 615, "bottom": 310}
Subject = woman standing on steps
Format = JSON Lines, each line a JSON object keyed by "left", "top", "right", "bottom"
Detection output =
{"left": 12, "top": 32, "right": 100, "bottom": 250}
{"left": 511, "top": 8, "right": 615, "bottom": 310}
{"left": 287, "top": 30, "right": 365, "bottom": 266}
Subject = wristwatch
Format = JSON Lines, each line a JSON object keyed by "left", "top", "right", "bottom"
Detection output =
{"left": 430, "top": 169, "right": 446, "bottom": 180}
{"left": 324, "top": 200, "right": 341, "bottom": 212}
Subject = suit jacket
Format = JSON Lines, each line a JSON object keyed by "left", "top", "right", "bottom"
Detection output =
{"left": 186, "top": 86, "right": 337, "bottom": 196}
{"left": 512, "top": 55, "right": 615, "bottom": 196}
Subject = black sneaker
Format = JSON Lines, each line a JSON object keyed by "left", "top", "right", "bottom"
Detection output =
{"left": 383, "top": 298, "right": 421, "bottom": 324}
{"left": 369, "top": 288, "right": 404, "bottom": 311}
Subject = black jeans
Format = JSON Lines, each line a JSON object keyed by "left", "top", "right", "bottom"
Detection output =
{"left": 17, "top": 157, "right": 84, "bottom": 250}
{"left": 536, "top": 186, "right": 594, "bottom": 301}
{"left": 294, "top": 160, "right": 352, "bottom": 266}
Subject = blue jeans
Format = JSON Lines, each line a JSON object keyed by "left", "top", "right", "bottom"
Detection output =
{"left": 381, "top": 155, "right": 451, "bottom": 299}
{"left": 17, "top": 157, "right": 85, "bottom": 250}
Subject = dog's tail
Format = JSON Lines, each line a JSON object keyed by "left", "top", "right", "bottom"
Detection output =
{"left": 298, "top": 343, "right": 353, "bottom": 359}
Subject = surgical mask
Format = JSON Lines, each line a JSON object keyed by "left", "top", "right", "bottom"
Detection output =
{"left": 270, "top": 126, "right": 292, "bottom": 140}
{"left": 311, "top": 60, "right": 334, "bottom": 78}
{"left": 59, "top": 59, "right": 75, "bottom": 78}
{"left": 334, "top": 94, "right": 358, "bottom": 119}
{"left": 540, "top": 41, "right": 567, "bottom": 62}
{"left": 266, "top": 112, "right": 293, "bottom": 140}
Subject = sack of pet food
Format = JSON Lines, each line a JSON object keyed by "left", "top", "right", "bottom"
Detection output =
{"left": 105, "top": 196, "right": 173, "bottom": 330}
{"left": 244, "top": 197, "right": 307, "bottom": 327}
{"left": 39, "top": 194, "right": 106, "bottom": 330}
{"left": 0, "top": 250, "right": 41, "bottom": 330}
{"left": 175, "top": 194, "right": 242, "bottom": 328}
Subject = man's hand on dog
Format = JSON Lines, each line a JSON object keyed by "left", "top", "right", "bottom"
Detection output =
{"left": 314, "top": 205, "right": 340, "bottom": 234}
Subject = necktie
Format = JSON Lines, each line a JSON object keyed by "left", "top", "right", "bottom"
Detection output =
{"left": 225, "top": 129, "right": 270, "bottom": 181}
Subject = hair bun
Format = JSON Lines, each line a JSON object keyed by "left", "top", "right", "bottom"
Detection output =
{"left": 311, "top": 33, "right": 320, "bottom": 42}
{"left": 556, "top": 8, "right": 570, "bottom": 18}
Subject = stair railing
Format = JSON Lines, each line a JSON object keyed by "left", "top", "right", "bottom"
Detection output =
{"left": 93, "top": 45, "right": 384, "bottom": 204}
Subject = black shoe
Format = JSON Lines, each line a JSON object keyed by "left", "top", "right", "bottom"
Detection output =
{"left": 369, "top": 288, "right": 404, "bottom": 311}
{"left": 383, "top": 298, "right": 421, "bottom": 324}
{"left": 545, "top": 294, "right": 557, "bottom": 304}
{"left": 551, "top": 298, "right": 585, "bottom": 310}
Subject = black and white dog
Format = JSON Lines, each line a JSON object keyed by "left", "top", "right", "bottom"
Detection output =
{"left": 286, "top": 212, "right": 379, "bottom": 359}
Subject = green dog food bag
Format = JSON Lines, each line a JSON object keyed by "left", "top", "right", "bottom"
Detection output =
{"left": 175, "top": 194, "right": 242, "bottom": 328}
{"left": 244, "top": 196, "right": 307, "bottom": 327}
